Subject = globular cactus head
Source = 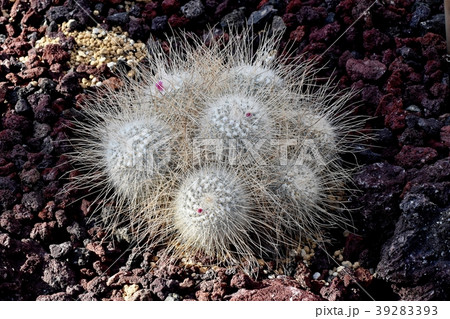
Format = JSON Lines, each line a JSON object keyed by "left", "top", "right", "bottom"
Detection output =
{"left": 199, "top": 93, "right": 272, "bottom": 140}
{"left": 67, "top": 27, "right": 365, "bottom": 275}
{"left": 103, "top": 116, "right": 173, "bottom": 199}
{"left": 170, "top": 165, "right": 265, "bottom": 266}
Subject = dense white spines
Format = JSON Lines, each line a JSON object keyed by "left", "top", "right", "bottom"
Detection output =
{"left": 173, "top": 166, "right": 255, "bottom": 260}
{"left": 229, "top": 64, "right": 284, "bottom": 88}
{"left": 69, "top": 27, "right": 365, "bottom": 273}
{"left": 103, "top": 117, "right": 172, "bottom": 197}
{"left": 200, "top": 94, "right": 271, "bottom": 140}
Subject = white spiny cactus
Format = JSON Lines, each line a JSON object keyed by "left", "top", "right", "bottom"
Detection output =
{"left": 69, "top": 27, "right": 364, "bottom": 274}
{"left": 171, "top": 166, "right": 260, "bottom": 263}
{"left": 103, "top": 117, "right": 173, "bottom": 198}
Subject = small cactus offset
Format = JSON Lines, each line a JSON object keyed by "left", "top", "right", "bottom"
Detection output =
{"left": 69, "top": 27, "right": 365, "bottom": 273}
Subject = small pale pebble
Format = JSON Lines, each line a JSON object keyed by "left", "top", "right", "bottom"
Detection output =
{"left": 122, "top": 284, "right": 139, "bottom": 301}
{"left": 312, "top": 272, "right": 321, "bottom": 280}
{"left": 341, "top": 260, "right": 352, "bottom": 268}
{"left": 336, "top": 266, "right": 345, "bottom": 272}
{"left": 352, "top": 262, "right": 360, "bottom": 269}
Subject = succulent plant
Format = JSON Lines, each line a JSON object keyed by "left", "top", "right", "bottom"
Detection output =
{"left": 170, "top": 166, "right": 263, "bottom": 265}
{"left": 69, "top": 27, "right": 365, "bottom": 273}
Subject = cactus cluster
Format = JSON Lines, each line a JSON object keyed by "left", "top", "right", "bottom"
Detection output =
{"left": 69, "top": 28, "right": 364, "bottom": 272}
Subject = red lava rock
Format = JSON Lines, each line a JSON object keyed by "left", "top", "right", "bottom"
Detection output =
{"left": 75, "top": 64, "right": 99, "bottom": 75}
{"left": 429, "top": 83, "right": 448, "bottom": 99}
{"left": 168, "top": 14, "right": 190, "bottom": 28}
{"left": 42, "top": 259, "right": 76, "bottom": 291}
{"left": 363, "top": 28, "right": 391, "bottom": 51}
{"left": 30, "top": 0, "right": 52, "bottom": 13}
{"left": 0, "top": 162, "right": 15, "bottom": 176}
{"left": 0, "top": 129, "right": 23, "bottom": 151}
{"left": 86, "top": 276, "right": 108, "bottom": 296}
{"left": 22, "top": 191, "right": 44, "bottom": 212}
{"left": 309, "top": 21, "right": 340, "bottom": 43}
{"left": 5, "top": 24, "right": 16, "bottom": 37}
{"left": 343, "top": 233, "right": 365, "bottom": 261}
{"left": 385, "top": 109, "right": 407, "bottom": 131}
{"left": 78, "top": 292, "right": 98, "bottom": 301}
{"left": 21, "top": 8, "right": 41, "bottom": 26}
{"left": 0, "top": 82, "right": 8, "bottom": 103}
{"left": 422, "top": 97, "right": 444, "bottom": 117}
{"left": 1, "top": 211, "right": 22, "bottom": 234}
{"left": 102, "top": 77, "right": 123, "bottom": 90}
{"left": 80, "top": 199, "right": 92, "bottom": 217}
{"left": 354, "top": 268, "right": 373, "bottom": 286}
{"left": 179, "top": 277, "right": 195, "bottom": 289}
{"left": 5, "top": 39, "right": 31, "bottom": 56}
{"left": 230, "top": 272, "right": 254, "bottom": 289}
{"left": 211, "top": 280, "right": 227, "bottom": 300}
{"left": 320, "top": 277, "right": 345, "bottom": 301}
{"left": 395, "top": 145, "right": 438, "bottom": 168}
{"left": 376, "top": 94, "right": 406, "bottom": 131}
{"left": 161, "top": 0, "right": 180, "bottom": 14}
{"left": 5, "top": 72, "right": 20, "bottom": 84}
{"left": 42, "top": 44, "right": 70, "bottom": 65}
{"left": 142, "top": 1, "right": 158, "bottom": 20}
{"left": 107, "top": 0, "right": 124, "bottom": 4}
{"left": 18, "top": 66, "right": 46, "bottom": 80}
{"left": 36, "top": 292, "right": 72, "bottom": 301}
{"left": 359, "top": 83, "right": 383, "bottom": 108}
{"left": 38, "top": 201, "right": 56, "bottom": 220}
{"left": 85, "top": 241, "right": 106, "bottom": 257}
{"left": 20, "top": 168, "right": 40, "bottom": 187}
{"left": 30, "top": 221, "right": 56, "bottom": 241}
{"left": 54, "top": 210, "right": 68, "bottom": 228}
{"left": 128, "top": 17, "right": 150, "bottom": 41}
{"left": 2, "top": 113, "right": 32, "bottom": 133}
{"left": 286, "top": 0, "right": 302, "bottom": 13}
{"left": 282, "top": 13, "right": 297, "bottom": 28}
{"left": 296, "top": 6, "right": 327, "bottom": 24}
{"left": 289, "top": 25, "right": 305, "bottom": 42}
{"left": 294, "top": 262, "right": 312, "bottom": 289}
{"left": 355, "top": 162, "right": 406, "bottom": 192}
{"left": 230, "top": 278, "right": 323, "bottom": 301}
{"left": 128, "top": 289, "right": 153, "bottom": 301}
{"left": 49, "top": 63, "right": 64, "bottom": 78}
{"left": 440, "top": 126, "right": 450, "bottom": 147}
{"left": 13, "top": 204, "right": 35, "bottom": 222}
{"left": 20, "top": 254, "right": 43, "bottom": 274}
{"left": 149, "top": 277, "right": 179, "bottom": 300}
{"left": 106, "top": 271, "right": 130, "bottom": 287}
{"left": 92, "top": 260, "right": 108, "bottom": 275}
{"left": 346, "top": 58, "right": 387, "bottom": 82}
{"left": 56, "top": 71, "right": 80, "bottom": 95}
{"left": 424, "top": 59, "right": 440, "bottom": 75}
{"left": 196, "top": 290, "right": 210, "bottom": 301}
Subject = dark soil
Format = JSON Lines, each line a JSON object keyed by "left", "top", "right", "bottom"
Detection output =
{"left": 0, "top": 0, "right": 448, "bottom": 301}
